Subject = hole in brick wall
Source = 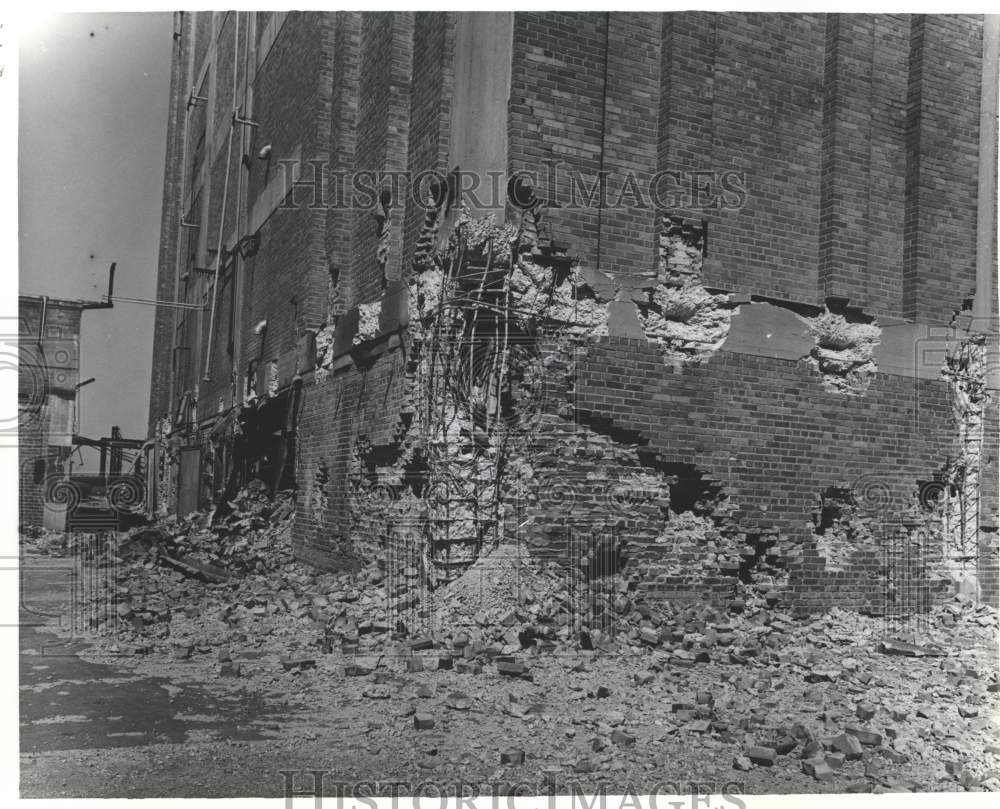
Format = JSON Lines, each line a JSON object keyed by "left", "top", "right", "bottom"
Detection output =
{"left": 738, "top": 532, "right": 784, "bottom": 584}
{"left": 917, "top": 477, "right": 954, "bottom": 511}
{"left": 359, "top": 442, "right": 401, "bottom": 476}
{"left": 800, "top": 306, "right": 880, "bottom": 394}
{"left": 582, "top": 534, "right": 625, "bottom": 582}
{"left": 810, "top": 485, "right": 880, "bottom": 573}
{"left": 402, "top": 451, "right": 430, "bottom": 498}
{"left": 662, "top": 463, "right": 724, "bottom": 514}
{"left": 814, "top": 486, "right": 854, "bottom": 534}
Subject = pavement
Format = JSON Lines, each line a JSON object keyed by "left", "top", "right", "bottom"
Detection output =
{"left": 18, "top": 554, "right": 316, "bottom": 798}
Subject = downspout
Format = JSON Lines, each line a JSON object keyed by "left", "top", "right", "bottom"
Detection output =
{"left": 230, "top": 12, "right": 255, "bottom": 402}
{"left": 203, "top": 10, "right": 241, "bottom": 383}
{"left": 168, "top": 11, "right": 194, "bottom": 422}
{"left": 974, "top": 14, "right": 999, "bottom": 329}
{"left": 36, "top": 295, "right": 48, "bottom": 347}
{"left": 141, "top": 439, "right": 157, "bottom": 518}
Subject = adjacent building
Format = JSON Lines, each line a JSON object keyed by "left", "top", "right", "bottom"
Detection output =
{"left": 18, "top": 294, "right": 109, "bottom": 529}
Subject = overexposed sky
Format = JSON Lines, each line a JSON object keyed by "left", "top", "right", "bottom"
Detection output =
{"left": 18, "top": 12, "right": 172, "bottom": 453}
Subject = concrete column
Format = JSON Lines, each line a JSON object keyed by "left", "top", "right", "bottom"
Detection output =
{"left": 449, "top": 12, "right": 513, "bottom": 219}
{"left": 974, "top": 15, "right": 999, "bottom": 328}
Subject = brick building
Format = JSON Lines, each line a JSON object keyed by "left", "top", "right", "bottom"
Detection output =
{"left": 18, "top": 294, "right": 110, "bottom": 529}
{"left": 147, "top": 12, "right": 999, "bottom": 614}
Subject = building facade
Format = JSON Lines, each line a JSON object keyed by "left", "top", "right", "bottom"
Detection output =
{"left": 19, "top": 295, "right": 100, "bottom": 529}
{"left": 147, "top": 11, "right": 1000, "bottom": 613}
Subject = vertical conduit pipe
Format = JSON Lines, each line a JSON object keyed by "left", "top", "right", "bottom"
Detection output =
{"left": 203, "top": 11, "right": 241, "bottom": 383}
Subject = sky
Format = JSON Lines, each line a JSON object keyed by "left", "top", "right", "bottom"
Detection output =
{"left": 17, "top": 12, "right": 172, "bottom": 461}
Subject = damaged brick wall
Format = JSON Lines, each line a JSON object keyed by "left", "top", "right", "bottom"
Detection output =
{"left": 572, "top": 337, "right": 965, "bottom": 614}
{"left": 295, "top": 200, "right": 996, "bottom": 617}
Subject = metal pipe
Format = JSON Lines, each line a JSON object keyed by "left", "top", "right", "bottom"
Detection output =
{"left": 168, "top": 10, "right": 195, "bottom": 421}
{"left": 203, "top": 10, "right": 241, "bottom": 384}
{"left": 37, "top": 295, "right": 48, "bottom": 346}
{"left": 231, "top": 11, "right": 255, "bottom": 398}
{"left": 232, "top": 113, "right": 259, "bottom": 128}
{"left": 80, "top": 263, "right": 116, "bottom": 309}
{"left": 141, "top": 439, "right": 157, "bottom": 518}
{"left": 974, "top": 14, "right": 999, "bottom": 328}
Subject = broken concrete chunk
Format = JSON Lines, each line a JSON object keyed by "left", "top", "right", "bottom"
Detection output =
{"left": 445, "top": 691, "right": 471, "bottom": 711}
{"left": 639, "top": 627, "right": 660, "bottom": 646}
{"left": 496, "top": 661, "right": 530, "bottom": 679}
{"left": 878, "top": 639, "right": 944, "bottom": 657}
{"left": 831, "top": 733, "right": 864, "bottom": 759}
{"left": 806, "top": 665, "right": 841, "bottom": 683}
{"left": 800, "top": 740, "right": 822, "bottom": 759}
{"left": 407, "top": 637, "right": 435, "bottom": 651}
{"left": 611, "top": 729, "right": 636, "bottom": 747}
{"left": 500, "top": 749, "right": 525, "bottom": 765}
{"left": 413, "top": 713, "right": 436, "bottom": 730}
{"left": 745, "top": 746, "right": 777, "bottom": 766}
{"left": 855, "top": 702, "right": 876, "bottom": 721}
{"left": 773, "top": 736, "right": 797, "bottom": 755}
{"left": 219, "top": 661, "right": 241, "bottom": 678}
{"left": 881, "top": 748, "right": 909, "bottom": 764}
{"left": 280, "top": 655, "right": 316, "bottom": 672}
{"left": 802, "top": 757, "right": 835, "bottom": 782}
{"left": 825, "top": 752, "right": 846, "bottom": 770}
{"left": 845, "top": 726, "right": 883, "bottom": 747}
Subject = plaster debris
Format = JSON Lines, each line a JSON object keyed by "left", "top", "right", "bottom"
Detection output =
{"left": 801, "top": 308, "right": 880, "bottom": 394}
{"left": 636, "top": 216, "right": 733, "bottom": 366}
{"left": 354, "top": 301, "right": 382, "bottom": 346}
{"left": 939, "top": 333, "right": 990, "bottom": 594}
{"left": 312, "top": 324, "right": 336, "bottom": 383}
{"left": 639, "top": 283, "right": 732, "bottom": 366}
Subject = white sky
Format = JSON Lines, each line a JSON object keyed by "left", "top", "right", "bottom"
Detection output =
{"left": 17, "top": 12, "right": 172, "bottom": 459}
